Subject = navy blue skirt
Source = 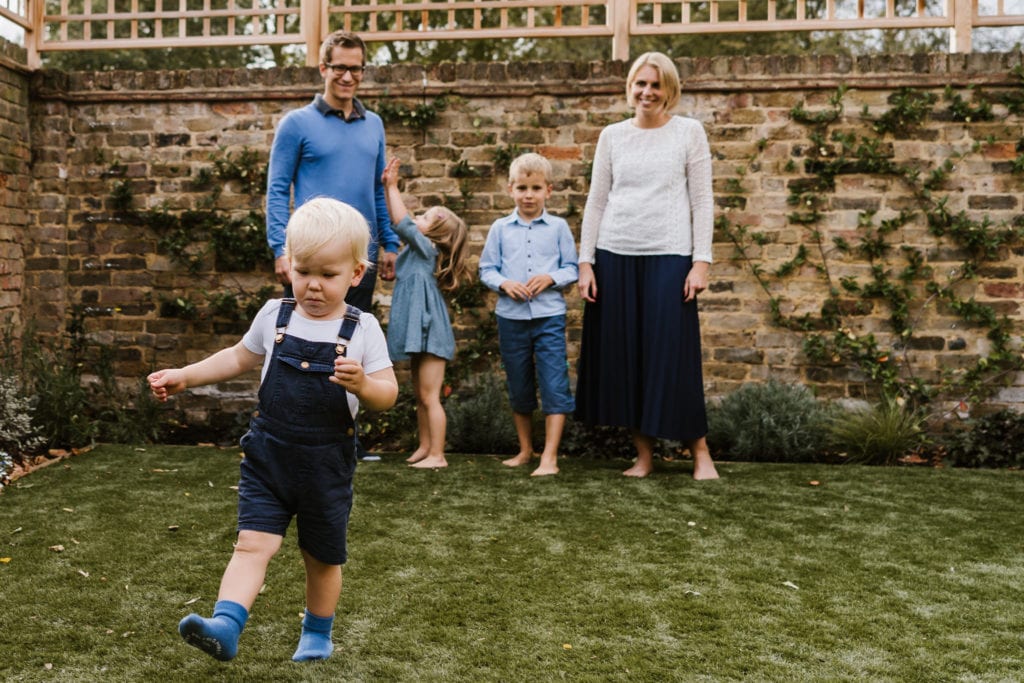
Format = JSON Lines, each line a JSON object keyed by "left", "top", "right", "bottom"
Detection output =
{"left": 574, "top": 249, "right": 708, "bottom": 442}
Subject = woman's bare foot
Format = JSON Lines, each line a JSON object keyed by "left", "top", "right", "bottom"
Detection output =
{"left": 410, "top": 454, "right": 448, "bottom": 469}
{"left": 623, "top": 462, "right": 653, "bottom": 478}
{"left": 691, "top": 442, "right": 720, "bottom": 481}
{"left": 502, "top": 452, "right": 534, "bottom": 467}
{"left": 693, "top": 459, "right": 719, "bottom": 480}
{"left": 406, "top": 449, "right": 428, "bottom": 464}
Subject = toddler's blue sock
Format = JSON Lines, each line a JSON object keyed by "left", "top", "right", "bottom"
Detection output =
{"left": 292, "top": 609, "right": 334, "bottom": 662}
{"left": 178, "top": 599, "right": 249, "bottom": 662}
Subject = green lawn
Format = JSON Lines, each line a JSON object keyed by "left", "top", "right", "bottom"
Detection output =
{"left": 1, "top": 445, "right": 1022, "bottom": 682}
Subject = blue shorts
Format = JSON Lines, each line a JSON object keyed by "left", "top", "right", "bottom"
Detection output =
{"left": 237, "top": 425, "right": 356, "bottom": 566}
{"left": 497, "top": 314, "right": 575, "bottom": 415}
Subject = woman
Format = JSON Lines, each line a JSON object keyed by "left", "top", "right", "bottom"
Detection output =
{"left": 575, "top": 52, "right": 719, "bottom": 480}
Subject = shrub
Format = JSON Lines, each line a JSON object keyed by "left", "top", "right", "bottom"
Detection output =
{"left": 360, "top": 386, "right": 418, "bottom": 453}
{"left": 560, "top": 420, "right": 641, "bottom": 460}
{"left": 0, "top": 450, "right": 13, "bottom": 489}
{"left": 0, "top": 373, "right": 46, "bottom": 464}
{"left": 707, "top": 380, "right": 831, "bottom": 462}
{"left": 942, "top": 409, "right": 1024, "bottom": 468}
{"left": 826, "top": 396, "right": 928, "bottom": 465}
{"left": 446, "top": 373, "right": 519, "bottom": 455}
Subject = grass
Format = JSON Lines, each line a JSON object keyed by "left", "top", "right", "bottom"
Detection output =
{"left": 1, "top": 445, "right": 1023, "bottom": 682}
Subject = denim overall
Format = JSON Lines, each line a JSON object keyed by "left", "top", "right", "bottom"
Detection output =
{"left": 237, "top": 299, "right": 362, "bottom": 565}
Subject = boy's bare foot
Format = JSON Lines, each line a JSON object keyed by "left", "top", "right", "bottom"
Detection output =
{"left": 501, "top": 452, "right": 534, "bottom": 467}
{"left": 623, "top": 463, "right": 653, "bottom": 478}
{"left": 410, "top": 455, "right": 448, "bottom": 469}
{"left": 406, "top": 449, "right": 428, "bottom": 464}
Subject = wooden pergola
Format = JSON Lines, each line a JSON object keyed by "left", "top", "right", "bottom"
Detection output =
{"left": 2, "top": 0, "right": 1022, "bottom": 70}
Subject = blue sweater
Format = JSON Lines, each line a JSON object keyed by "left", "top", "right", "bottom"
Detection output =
{"left": 266, "top": 95, "right": 399, "bottom": 261}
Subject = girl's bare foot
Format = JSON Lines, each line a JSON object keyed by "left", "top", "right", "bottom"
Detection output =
{"left": 410, "top": 455, "right": 448, "bottom": 469}
{"left": 623, "top": 462, "right": 653, "bottom": 478}
{"left": 530, "top": 462, "right": 559, "bottom": 477}
{"left": 502, "top": 452, "right": 534, "bottom": 467}
{"left": 406, "top": 449, "right": 428, "bottom": 464}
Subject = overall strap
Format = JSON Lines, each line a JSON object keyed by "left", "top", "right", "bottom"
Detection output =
{"left": 274, "top": 298, "right": 296, "bottom": 344}
{"left": 335, "top": 305, "right": 362, "bottom": 356}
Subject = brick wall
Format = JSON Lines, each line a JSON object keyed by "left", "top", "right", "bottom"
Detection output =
{"left": 17, "top": 51, "right": 1024, "bottom": 431}
{"left": 0, "top": 39, "right": 31, "bottom": 339}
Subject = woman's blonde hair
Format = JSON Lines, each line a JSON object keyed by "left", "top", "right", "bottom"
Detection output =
{"left": 285, "top": 197, "right": 371, "bottom": 269}
{"left": 625, "top": 51, "right": 681, "bottom": 113}
{"left": 420, "top": 206, "right": 472, "bottom": 292}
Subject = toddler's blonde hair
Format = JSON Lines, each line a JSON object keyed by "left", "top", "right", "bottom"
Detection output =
{"left": 508, "top": 152, "right": 553, "bottom": 185}
{"left": 626, "top": 52, "right": 682, "bottom": 113}
{"left": 285, "top": 197, "right": 371, "bottom": 269}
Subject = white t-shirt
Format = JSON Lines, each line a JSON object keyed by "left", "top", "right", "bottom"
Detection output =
{"left": 242, "top": 299, "right": 393, "bottom": 420}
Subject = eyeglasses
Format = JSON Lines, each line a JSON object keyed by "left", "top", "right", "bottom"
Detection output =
{"left": 323, "top": 62, "right": 365, "bottom": 77}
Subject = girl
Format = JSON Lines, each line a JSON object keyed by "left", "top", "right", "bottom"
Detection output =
{"left": 382, "top": 157, "right": 472, "bottom": 469}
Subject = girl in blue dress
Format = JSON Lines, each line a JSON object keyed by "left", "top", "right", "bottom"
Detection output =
{"left": 382, "top": 157, "right": 471, "bottom": 468}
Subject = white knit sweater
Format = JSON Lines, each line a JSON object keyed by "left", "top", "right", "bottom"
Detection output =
{"left": 579, "top": 115, "right": 714, "bottom": 264}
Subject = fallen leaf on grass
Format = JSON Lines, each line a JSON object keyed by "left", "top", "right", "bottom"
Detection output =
{"left": 49, "top": 545, "right": 65, "bottom": 553}
{"left": 78, "top": 570, "right": 90, "bottom": 578}
{"left": 782, "top": 581, "right": 799, "bottom": 590}
{"left": 563, "top": 644, "right": 572, "bottom": 650}
{"left": 809, "top": 480, "right": 821, "bottom": 486}
{"left": 62, "top": 507, "right": 74, "bottom": 513}
{"left": 0, "top": 557, "right": 11, "bottom": 563}
{"left": 184, "top": 597, "right": 200, "bottom": 606}
{"left": 684, "top": 590, "right": 702, "bottom": 596}
{"left": 167, "top": 526, "right": 180, "bottom": 532}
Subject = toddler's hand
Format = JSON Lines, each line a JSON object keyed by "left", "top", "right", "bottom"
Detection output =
{"left": 147, "top": 369, "right": 186, "bottom": 402}
{"left": 331, "top": 356, "right": 365, "bottom": 393}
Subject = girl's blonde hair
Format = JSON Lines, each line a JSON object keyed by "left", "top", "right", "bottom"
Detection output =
{"left": 285, "top": 197, "right": 371, "bottom": 269}
{"left": 420, "top": 206, "right": 472, "bottom": 292}
{"left": 626, "top": 51, "right": 681, "bottom": 113}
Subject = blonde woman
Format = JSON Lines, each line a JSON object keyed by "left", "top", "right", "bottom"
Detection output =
{"left": 576, "top": 52, "right": 719, "bottom": 480}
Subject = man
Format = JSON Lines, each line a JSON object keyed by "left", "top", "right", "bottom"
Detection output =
{"left": 266, "top": 30, "right": 398, "bottom": 312}
{"left": 266, "top": 30, "right": 399, "bottom": 461}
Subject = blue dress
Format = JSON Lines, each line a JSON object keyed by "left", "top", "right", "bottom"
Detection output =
{"left": 386, "top": 216, "right": 456, "bottom": 361}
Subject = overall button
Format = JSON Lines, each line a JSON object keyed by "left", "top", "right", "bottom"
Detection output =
{"left": 300, "top": 361, "right": 310, "bottom": 369}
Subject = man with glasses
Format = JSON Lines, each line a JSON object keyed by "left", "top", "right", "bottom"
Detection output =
{"left": 267, "top": 30, "right": 399, "bottom": 309}
{"left": 266, "top": 30, "right": 398, "bottom": 461}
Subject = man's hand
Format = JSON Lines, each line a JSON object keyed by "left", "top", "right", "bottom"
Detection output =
{"left": 379, "top": 251, "right": 397, "bottom": 281}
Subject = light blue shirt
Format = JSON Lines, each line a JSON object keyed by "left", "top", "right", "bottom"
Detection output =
{"left": 479, "top": 210, "right": 579, "bottom": 321}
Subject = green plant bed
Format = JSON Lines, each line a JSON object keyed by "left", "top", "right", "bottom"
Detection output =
{"left": 1, "top": 445, "right": 1022, "bottom": 681}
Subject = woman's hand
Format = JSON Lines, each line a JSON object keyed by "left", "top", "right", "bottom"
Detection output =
{"left": 578, "top": 262, "right": 597, "bottom": 303}
{"left": 683, "top": 261, "right": 710, "bottom": 302}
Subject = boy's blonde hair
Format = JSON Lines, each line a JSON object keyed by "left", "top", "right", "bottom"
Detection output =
{"left": 507, "top": 152, "right": 553, "bottom": 185}
{"left": 285, "top": 197, "right": 371, "bottom": 269}
{"left": 626, "top": 51, "right": 682, "bottom": 113}
{"left": 420, "top": 206, "right": 472, "bottom": 292}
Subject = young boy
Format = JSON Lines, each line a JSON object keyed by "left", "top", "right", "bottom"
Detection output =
{"left": 479, "top": 153, "right": 579, "bottom": 476}
{"left": 148, "top": 197, "right": 398, "bottom": 662}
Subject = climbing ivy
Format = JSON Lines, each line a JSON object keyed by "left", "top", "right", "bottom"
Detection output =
{"left": 111, "top": 148, "right": 274, "bottom": 320}
{"left": 720, "top": 82, "right": 1024, "bottom": 415}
